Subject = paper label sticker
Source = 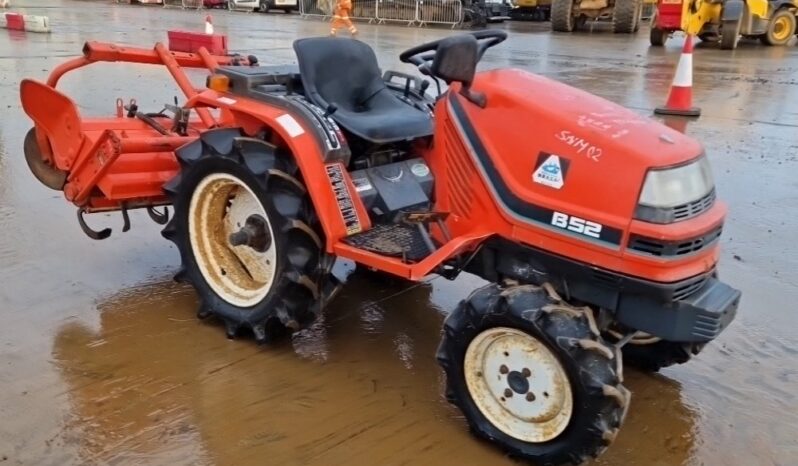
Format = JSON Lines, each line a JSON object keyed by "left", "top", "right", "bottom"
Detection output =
{"left": 276, "top": 114, "right": 305, "bottom": 138}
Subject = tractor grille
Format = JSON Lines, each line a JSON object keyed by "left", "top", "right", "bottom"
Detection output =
{"left": 628, "top": 224, "right": 723, "bottom": 257}
{"left": 673, "top": 273, "right": 711, "bottom": 301}
{"left": 444, "top": 121, "right": 476, "bottom": 217}
{"left": 671, "top": 189, "right": 716, "bottom": 222}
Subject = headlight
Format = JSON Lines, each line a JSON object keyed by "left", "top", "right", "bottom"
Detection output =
{"left": 635, "top": 156, "right": 715, "bottom": 223}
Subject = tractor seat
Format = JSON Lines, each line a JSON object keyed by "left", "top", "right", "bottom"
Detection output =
{"left": 293, "top": 37, "right": 433, "bottom": 144}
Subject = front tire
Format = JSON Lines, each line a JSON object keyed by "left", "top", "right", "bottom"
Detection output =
{"left": 612, "top": 0, "right": 639, "bottom": 33}
{"left": 720, "top": 14, "right": 742, "bottom": 49}
{"left": 551, "top": 0, "right": 575, "bottom": 32}
{"left": 438, "top": 284, "right": 630, "bottom": 465}
{"left": 259, "top": 0, "right": 272, "bottom": 12}
{"left": 762, "top": 9, "right": 796, "bottom": 46}
{"left": 162, "top": 128, "right": 337, "bottom": 343}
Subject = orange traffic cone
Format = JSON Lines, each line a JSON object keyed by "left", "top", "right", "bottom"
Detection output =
{"left": 655, "top": 35, "right": 701, "bottom": 117}
{"left": 205, "top": 15, "right": 214, "bottom": 35}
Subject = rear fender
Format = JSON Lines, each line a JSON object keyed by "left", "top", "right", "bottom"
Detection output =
{"left": 187, "top": 90, "right": 371, "bottom": 252}
{"left": 19, "top": 79, "right": 87, "bottom": 171}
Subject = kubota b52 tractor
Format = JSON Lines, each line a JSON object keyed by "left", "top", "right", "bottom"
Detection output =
{"left": 20, "top": 32, "right": 740, "bottom": 464}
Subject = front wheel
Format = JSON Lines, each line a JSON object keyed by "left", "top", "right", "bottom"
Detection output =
{"left": 259, "top": 0, "right": 272, "bottom": 12}
{"left": 438, "top": 284, "right": 630, "bottom": 465}
{"left": 162, "top": 128, "right": 338, "bottom": 343}
{"left": 650, "top": 26, "right": 668, "bottom": 45}
{"left": 720, "top": 15, "right": 742, "bottom": 49}
{"left": 551, "top": 0, "right": 575, "bottom": 32}
{"left": 612, "top": 0, "right": 639, "bottom": 33}
{"left": 762, "top": 9, "right": 796, "bottom": 46}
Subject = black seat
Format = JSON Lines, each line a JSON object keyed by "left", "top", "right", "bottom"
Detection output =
{"left": 293, "top": 37, "right": 433, "bottom": 144}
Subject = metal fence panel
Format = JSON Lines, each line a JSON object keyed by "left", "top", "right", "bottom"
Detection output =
{"left": 376, "top": 0, "right": 417, "bottom": 24}
{"left": 163, "top": 0, "right": 203, "bottom": 8}
{"left": 299, "top": 0, "right": 463, "bottom": 26}
{"left": 351, "top": 0, "right": 377, "bottom": 20}
{"left": 416, "top": 0, "right": 461, "bottom": 27}
{"left": 299, "top": 0, "right": 332, "bottom": 18}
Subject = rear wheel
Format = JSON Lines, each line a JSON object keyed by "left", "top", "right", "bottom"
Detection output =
{"left": 762, "top": 9, "right": 796, "bottom": 45}
{"left": 162, "top": 128, "right": 338, "bottom": 343}
{"left": 551, "top": 0, "right": 575, "bottom": 32}
{"left": 612, "top": 0, "right": 639, "bottom": 33}
{"left": 438, "top": 284, "right": 630, "bottom": 465}
{"left": 259, "top": 0, "right": 272, "bottom": 12}
{"left": 720, "top": 14, "right": 742, "bottom": 49}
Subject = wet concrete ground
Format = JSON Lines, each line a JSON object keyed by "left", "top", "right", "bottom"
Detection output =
{"left": 0, "top": 1, "right": 797, "bottom": 464}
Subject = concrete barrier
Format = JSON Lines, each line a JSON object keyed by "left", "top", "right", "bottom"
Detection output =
{"left": 1, "top": 12, "right": 51, "bottom": 32}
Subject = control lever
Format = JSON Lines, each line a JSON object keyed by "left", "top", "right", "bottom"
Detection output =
{"left": 323, "top": 103, "right": 338, "bottom": 118}
{"left": 419, "top": 80, "right": 430, "bottom": 95}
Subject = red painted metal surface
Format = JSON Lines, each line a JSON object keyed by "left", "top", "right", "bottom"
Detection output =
{"left": 656, "top": 0, "right": 684, "bottom": 29}
{"left": 167, "top": 30, "right": 228, "bottom": 55}
{"left": 5, "top": 13, "right": 24, "bottom": 30}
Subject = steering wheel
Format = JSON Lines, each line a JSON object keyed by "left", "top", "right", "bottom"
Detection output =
{"left": 399, "top": 30, "right": 508, "bottom": 75}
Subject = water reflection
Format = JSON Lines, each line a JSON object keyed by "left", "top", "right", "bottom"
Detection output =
{"left": 52, "top": 273, "right": 699, "bottom": 465}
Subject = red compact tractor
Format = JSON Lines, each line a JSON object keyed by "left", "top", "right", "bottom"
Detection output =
{"left": 20, "top": 32, "right": 740, "bottom": 464}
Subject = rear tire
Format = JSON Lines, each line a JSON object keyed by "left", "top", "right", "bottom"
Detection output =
{"left": 551, "top": 0, "right": 575, "bottom": 32}
{"left": 438, "top": 284, "right": 630, "bottom": 465}
{"left": 162, "top": 128, "right": 338, "bottom": 343}
{"left": 720, "top": 15, "right": 742, "bottom": 49}
{"left": 259, "top": 0, "right": 271, "bottom": 12}
{"left": 762, "top": 9, "right": 796, "bottom": 46}
{"left": 650, "top": 26, "right": 667, "bottom": 45}
{"left": 612, "top": 0, "right": 639, "bottom": 33}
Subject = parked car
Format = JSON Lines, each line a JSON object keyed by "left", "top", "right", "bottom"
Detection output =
{"left": 258, "top": 0, "right": 298, "bottom": 12}
{"left": 218, "top": 0, "right": 297, "bottom": 12}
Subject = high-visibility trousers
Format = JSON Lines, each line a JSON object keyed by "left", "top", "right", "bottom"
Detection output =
{"left": 331, "top": 4, "right": 357, "bottom": 35}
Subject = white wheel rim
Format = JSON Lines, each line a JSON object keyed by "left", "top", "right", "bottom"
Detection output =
{"left": 464, "top": 327, "right": 573, "bottom": 443}
{"left": 189, "top": 173, "right": 277, "bottom": 308}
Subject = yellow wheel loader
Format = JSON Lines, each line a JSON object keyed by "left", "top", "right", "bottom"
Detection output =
{"left": 551, "top": 0, "right": 644, "bottom": 32}
{"left": 511, "top": 0, "right": 552, "bottom": 20}
{"left": 650, "top": 0, "right": 798, "bottom": 49}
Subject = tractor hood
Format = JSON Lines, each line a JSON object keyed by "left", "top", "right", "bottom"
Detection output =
{"left": 445, "top": 68, "right": 705, "bottom": 240}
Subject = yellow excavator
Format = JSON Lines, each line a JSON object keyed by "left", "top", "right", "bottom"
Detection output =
{"left": 650, "top": 0, "right": 798, "bottom": 49}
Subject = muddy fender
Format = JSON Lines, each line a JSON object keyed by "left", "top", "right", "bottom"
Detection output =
{"left": 722, "top": 0, "right": 744, "bottom": 21}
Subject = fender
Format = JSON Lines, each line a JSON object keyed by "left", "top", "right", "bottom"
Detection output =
{"left": 722, "top": 0, "right": 745, "bottom": 21}
{"left": 187, "top": 89, "right": 371, "bottom": 253}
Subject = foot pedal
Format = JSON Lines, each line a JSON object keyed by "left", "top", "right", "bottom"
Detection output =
{"left": 343, "top": 223, "right": 433, "bottom": 262}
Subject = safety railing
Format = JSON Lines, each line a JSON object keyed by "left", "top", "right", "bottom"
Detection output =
{"left": 376, "top": 0, "right": 417, "bottom": 25}
{"left": 163, "top": 0, "right": 203, "bottom": 9}
{"left": 416, "top": 0, "right": 462, "bottom": 27}
{"left": 299, "top": 0, "right": 463, "bottom": 27}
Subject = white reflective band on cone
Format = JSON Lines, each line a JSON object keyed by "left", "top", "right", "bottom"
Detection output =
{"left": 22, "top": 14, "right": 49, "bottom": 33}
{"left": 672, "top": 53, "right": 693, "bottom": 88}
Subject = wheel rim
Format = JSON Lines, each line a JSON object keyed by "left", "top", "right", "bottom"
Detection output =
{"left": 189, "top": 173, "right": 277, "bottom": 308}
{"left": 464, "top": 327, "right": 573, "bottom": 443}
{"left": 772, "top": 16, "right": 791, "bottom": 41}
